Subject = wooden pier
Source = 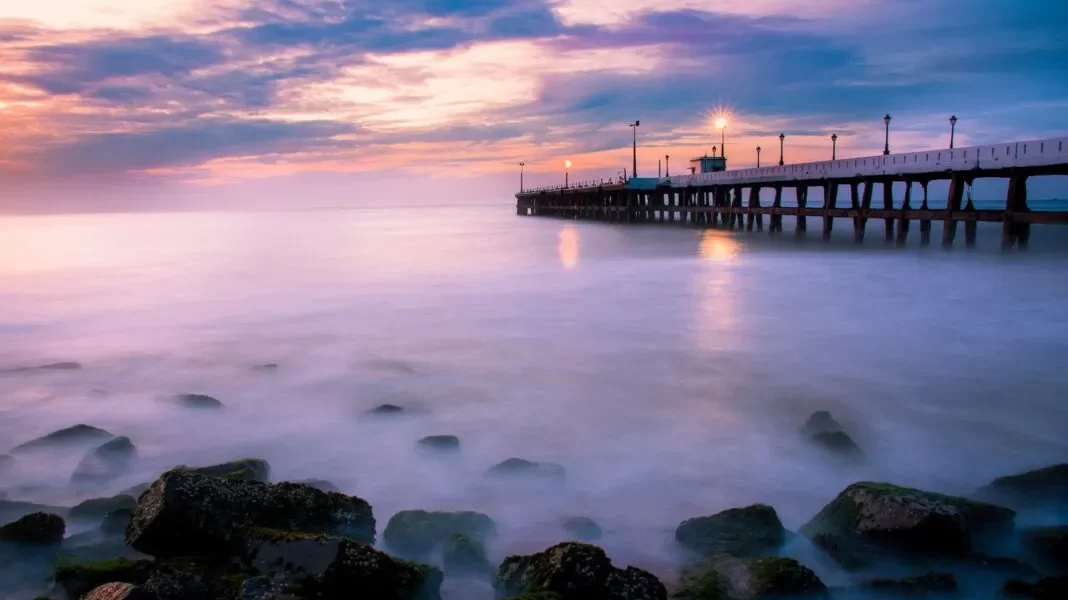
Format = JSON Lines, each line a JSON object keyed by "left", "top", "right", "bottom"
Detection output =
{"left": 516, "top": 137, "right": 1068, "bottom": 248}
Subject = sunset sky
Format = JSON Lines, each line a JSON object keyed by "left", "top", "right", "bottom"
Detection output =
{"left": 1, "top": 0, "right": 1066, "bottom": 208}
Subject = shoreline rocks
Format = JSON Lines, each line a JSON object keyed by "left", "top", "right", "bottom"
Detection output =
{"left": 496, "top": 542, "right": 666, "bottom": 600}
{"left": 975, "top": 463, "right": 1068, "bottom": 512}
{"left": 0, "top": 512, "right": 65, "bottom": 545}
{"left": 417, "top": 435, "right": 460, "bottom": 452}
{"left": 801, "top": 411, "right": 865, "bottom": 461}
{"left": 675, "top": 505, "right": 785, "bottom": 558}
{"left": 674, "top": 555, "right": 827, "bottom": 599}
{"left": 174, "top": 393, "right": 224, "bottom": 409}
{"left": 70, "top": 494, "right": 137, "bottom": 522}
{"left": 71, "top": 437, "right": 137, "bottom": 486}
{"left": 486, "top": 458, "right": 566, "bottom": 482}
{"left": 186, "top": 458, "right": 271, "bottom": 482}
{"left": 383, "top": 510, "right": 496, "bottom": 560}
{"left": 562, "top": 516, "right": 603, "bottom": 541}
{"left": 11, "top": 424, "right": 113, "bottom": 453}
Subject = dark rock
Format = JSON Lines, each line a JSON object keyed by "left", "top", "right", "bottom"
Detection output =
{"left": 54, "top": 558, "right": 154, "bottom": 599}
{"left": 242, "top": 527, "right": 443, "bottom": 599}
{"left": 502, "top": 594, "right": 563, "bottom": 600}
{"left": 82, "top": 582, "right": 157, "bottom": 600}
{"left": 802, "top": 411, "right": 843, "bottom": 436}
{"left": 11, "top": 424, "right": 113, "bottom": 453}
{"left": 799, "top": 482, "right": 1016, "bottom": 570}
{"left": 292, "top": 479, "right": 340, "bottom": 493}
{"left": 71, "top": 437, "right": 137, "bottom": 485}
{"left": 976, "top": 464, "right": 1068, "bottom": 512}
{"left": 102, "top": 508, "right": 134, "bottom": 536}
{"left": 856, "top": 572, "right": 957, "bottom": 597}
{"left": 675, "top": 505, "right": 785, "bottom": 558}
{"left": 126, "top": 469, "right": 374, "bottom": 558}
{"left": 0, "top": 512, "right": 64, "bottom": 544}
{"left": 673, "top": 555, "right": 827, "bottom": 599}
{"left": 368, "top": 403, "right": 406, "bottom": 415}
{"left": 70, "top": 494, "right": 137, "bottom": 521}
{"left": 562, "top": 516, "right": 603, "bottom": 541}
{"left": 810, "top": 431, "right": 865, "bottom": 460}
{"left": 417, "top": 435, "right": 460, "bottom": 451}
{"left": 485, "top": 458, "right": 566, "bottom": 481}
{"left": 1001, "top": 576, "right": 1068, "bottom": 599}
{"left": 383, "top": 510, "right": 495, "bottom": 560}
{"left": 143, "top": 563, "right": 211, "bottom": 600}
{"left": 1, "top": 362, "right": 82, "bottom": 374}
{"left": 0, "top": 499, "right": 67, "bottom": 525}
{"left": 443, "top": 533, "right": 494, "bottom": 578}
{"left": 120, "top": 482, "right": 152, "bottom": 498}
{"left": 496, "top": 542, "right": 666, "bottom": 600}
{"left": 174, "top": 393, "right": 224, "bottom": 409}
{"left": 186, "top": 458, "right": 271, "bottom": 482}
{"left": 1019, "top": 526, "right": 1068, "bottom": 574}
{"left": 253, "top": 363, "right": 279, "bottom": 372}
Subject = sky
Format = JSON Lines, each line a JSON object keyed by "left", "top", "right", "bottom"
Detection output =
{"left": 1, "top": 0, "right": 1067, "bottom": 209}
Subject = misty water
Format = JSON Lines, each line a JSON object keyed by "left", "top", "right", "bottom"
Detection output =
{"left": 2, "top": 207, "right": 1067, "bottom": 594}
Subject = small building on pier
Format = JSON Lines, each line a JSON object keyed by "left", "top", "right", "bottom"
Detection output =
{"left": 690, "top": 155, "right": 727, "bottom": 174}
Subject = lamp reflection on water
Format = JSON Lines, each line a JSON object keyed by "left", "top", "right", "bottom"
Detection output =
{"left": 557, "top": 226, "right": 579, "bottom": 270}
{"left": 698, "top": 229, "right": 741, "bottom": 262}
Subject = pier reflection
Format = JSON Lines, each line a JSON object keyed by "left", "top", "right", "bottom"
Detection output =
{"left": 558, "top": 226, "right": 579, "bottom": 270}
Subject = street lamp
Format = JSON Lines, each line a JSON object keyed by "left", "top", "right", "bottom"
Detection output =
{"left": 629, "top": 121, "right": 640, "bottom": 178}
{"left": 564, "top": 160, "right": 572, "bottom": 187}
{"left": 665, "top": 154, "right": 670, "bottom": 177}
{"left": 949, "top": 115, "right": 958, "bottom": 149}
{"left": 883, "top": 114, "right": 892, "bottom": 155}
{"left": 519, "top": 162, "right": 525, "bottom": 192}
{"left": 712, "top": 145, "right": 717, "bottom": 158}
{"left": 778, "top": 133, "right": 785, "bottom": 166}
{"left": 715, "top": 117, "right": 728, "bottom": 159}
{"left": 831, "top": 134, "right": 838, "bottom": 160}
{"left": 756, "top": 146, "right": 761, "bottom": 168}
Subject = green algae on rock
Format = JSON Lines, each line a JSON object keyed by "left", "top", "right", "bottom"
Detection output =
{"left": 383, "top": 510, "right": 496, "bottom": 560}
{"left": 184, "top": 458, "right": 271, "bottom": 482}
{"left": 496, "top": 541, "right": 666, "bottom": 600}
{"left": 675, "top": 505, "right": 785, "bottom": 558}
{"left": 443, "top": 533, "right": 494, "bottom": 578}
{"left": 673, "top": 555, "right": 826, "bottom": 599}
{"left": 799, "top": 481, "right": 1015, "bottom": 569}
{"left": 54, "top": 557, "right": 154, "bottom": 598}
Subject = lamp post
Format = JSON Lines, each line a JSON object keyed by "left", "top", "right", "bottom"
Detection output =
{"left": 519, "top": 162, "right": 525, "bottom": 192}
{"left": 565, "top": 160, "right": 571, "bottom": 187}
{"left": 831, "top": 134, "right": 838, "bottom": 160}
{"left": 883, "top": 114, "right": 892, "bottom": 155}
{"left": 715, "top": 117, "right": 727, "bottom": 159}
{"left": 778, "top": 133, "right": 785, "bottom": 166}
{"left": 949, "top": 115, "right": 958, "bottom": 149}
{"left": 712, "top": 145, "right": 717, "bottom": 158}
{"left": 756, "top": 146, "right": 761, "bottom": 168}
{"left": 665, "top": 154, "right": 670, "bottom": 177}
{"left": 629, "top": 121, "right": 640, "bottom": 178}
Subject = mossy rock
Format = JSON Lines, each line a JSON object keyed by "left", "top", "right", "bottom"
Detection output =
{"left": 675, "top": 505, "right": 785, "bottom": 558}
{"left": 184, "top": 458, "right": 271, "bottom": 482}
{"left": 561, "top": 516, "right": 603, "bottom": 541}
{"left": 291, "top": 479, "right": 340, "bottom": 493}
{"left": 11, "top": 424, "right": 113, "bottom": 452}
{"left": 443, "top": 533, "right": 494, "bottom": 578}
{"left": 69, "top": 494, "right": 137, "bottom": 521}
{"left": 799, "top": 481, "right": 1015, "bottom": 569}
{"left": 54, "top": 557, "right": 154, "bottom": 598}
{"left": 496, "top": 542, "right": 666, "bottom": 600}
{"left": 417, "top": 435, "right": 460, "bottom": 451}
{"left": 672, "top": 562, "right": 730, "bottom": 599}
{"left": 976, "top": 463, "right": 1068, "bottom": 512}
{"left": 384, "top": 510, "right": 496, "bottom": 560}
{"left": 485, "top": 458, "right": 566, "bottom": 482}
{"left": 856, "top": 571, "right": 957, "bottom": 596}
{"left": 0, "top": 512, "right": 65, "bottom": 544}
{"left": 175, "top": 393, "right": 224, "bottom": 409}
{"left": 674, "top": 555, "right": 826, "bottom": 599}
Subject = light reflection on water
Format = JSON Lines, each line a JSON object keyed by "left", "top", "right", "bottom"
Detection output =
{"left": 1, "top": 208, "right": 1067, "bottom": 586}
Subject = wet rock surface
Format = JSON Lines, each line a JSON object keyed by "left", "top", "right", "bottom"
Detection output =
{"left": 185, "top": 458, "right": 271, "bottom": 482}
{"left": 485, "top": 458, "right": 566, "bottom": 481}
{"left": 0, "top": 512, "right": 65, "bottom": 544}
{"left": 675, "top": 505, "right": 785, "bottom": 558}
{"left": 367, "top": 403, "right": 406, "bottom": 415}
{"left": 11, "top": 424, "right": 113, "bottom": 453}
{"left": 496, "top": 542, "right": 666, "bottom": 600}
{"left": 442, "top": 532, "right": 494, "bottom": 578}
{"left": 976, "top": 463, "right": 1068, "bottom": 512}
{"left": 383, "top": 510, "right": 495, "bottom": 560}
{"left": 175, "top": 393, "right": 224, "bottom": 409}
{"left": 799, "top": 481, "right": 1015, "bottom": 569}
{"left": 673, "top": 555, "right": 827, "bottom": 599}
{"left": 417, "top": 435, "right": 460, "bottom": 451}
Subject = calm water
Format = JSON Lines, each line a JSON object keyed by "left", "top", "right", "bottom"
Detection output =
{"left": 1, "top": 208, "right": 1067, "bottom": 588}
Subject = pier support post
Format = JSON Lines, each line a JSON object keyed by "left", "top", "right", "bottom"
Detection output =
{"left": 963, "top": 184, "right": 978, "bottom": 247}
{"left": 749, "top": 186, "right": 763, "bottom": 231}
{"left": 796, "top": 185, "right": 808, "bottom": 234}
{"left": 734, "top": 186, "right": 745, "bottom": 230}
{"left": 771, "top": 186, "right": 783, "bottom": 233}
{"left": 896, "top": 181, "right": 912, "bottom": 246}
{"left": 943, "top": 175, "right": 965, "bottom": 248}
{"left": 919, "top": 181, "right": 931, "bottom": 245}
{"left": 855, "top": 182, "right": 872, "bottom": 243}
{"left": 1002, "top": 174, "right": 1030, "bottom": 249}
{"left": 822, "top": 183, "right": 838, "bottom": 240}
{"left": 883, "top": 180, "right": 895, "bottom": 242}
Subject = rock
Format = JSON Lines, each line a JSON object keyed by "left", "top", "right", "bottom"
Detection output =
{"left": 126, "top": 469, "right": 374, "bottom": 558}
{"left": 443, "top": 533, "right": 494, "bottom": 578}
{"left": 799, "top": 482, "right": 1015, "bottom": 569}
{"left": 1001, "top": 576, "right": 1068, "bottom": 598}
{"left": 562, "top": 517, "right": 603, "bottom": 541}
{"left": 186, "top": 458, "right": 271, "bottom": 482}
{"left": 417, "top": 435, "right": 460, "bottom": 452}
{"left": 810, "top": 431, "right": 865, "bottom": 460}
{"left": 120, "top": 482, "right": 152, "bottom": 498}
{"left": 976, "top": 463, "right": 1068, "bottom": 512}
{"left": 174, "top": 393, "right": 224, "bottom": 409}
{"left": 0, "top": 499, "right": 67, "bottom": 524}
{"left": 82, "top": 582, "right": 157, "bottom": 600}
{"left": 856, "top": 572, "right": 957, "bottom": 597}
{"left": 70, "top": 494, "right": 137, "bottom": 521}
{"left": 143, "top": 563, "right": 211, "bottom": 600}
{"left": 242, "top": 527, "right": 443, "bottom": 599}
{"left": 802, "top": 411, "right": 843, "bottom": 436}
{"left": 1019, "top": 526, "right": 1068, "bottom": 574}
{"left": 54, "top": 558, "right": 154, "bottom": 599}
{"left": 485, "top": 458, "right": 566, "bottom": 481}
{"left": 71, "top": 437, "right": 137, "bottom": 485}
{"left": 292, "top": 479, "right": 340, "bottom": 493}
{"left": 11, "top": 424, "right": 113, "bottom": 453}
{"left": 675, "top": 505, "right": 785, "bottom": 558}
{"left": 102, "top": 508, "right": 134, "bottom": 536}
{"left": 503, "top": 594, "right": 563, "bottom": 600}
{"left": 673, "top": 555, "right": 827, "bottom": 599}
{"left": 367, "top": 403, "right": 406, "bottom": 415}
{"left": 496, "top": 542, "right": 666, "bottom": 600}
{"left": 383, "top": 510, "right": 496, "bottom": 560}
{"left": 253, "top": 363, "right": 279, "bottom": 372}
{"left": 0, "top": 512, "right": 65, "bottom": 544}
{"left": 1, "top": 361, "right": 82, "bottom": 374}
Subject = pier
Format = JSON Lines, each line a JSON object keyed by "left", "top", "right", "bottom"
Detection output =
{"left": 515, "top": 137, "right": 1068, "bottom": 248}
